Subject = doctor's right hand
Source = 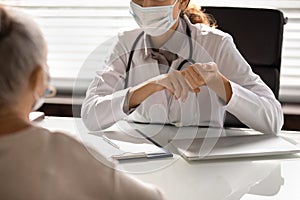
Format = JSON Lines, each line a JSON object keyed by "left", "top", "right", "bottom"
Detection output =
{"left": 128, "top": 70, "right": 191, "bottom": 110}
{"left": 151, "top": 70, "right": 190, "bottom": 102}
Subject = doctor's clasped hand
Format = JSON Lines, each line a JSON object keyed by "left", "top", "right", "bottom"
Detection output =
{"left": 128, "top": 69, "right": 193, "bottom": 109}
{"left": 183, "top": 62, "right": 233, "bottom": 103}
{"left": 128, "top": 60, "right": 234, "bottom": 112}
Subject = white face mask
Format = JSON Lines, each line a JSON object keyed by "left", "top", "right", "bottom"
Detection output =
{"left": 130, "top": 0, "right": 180, "bottom": 37}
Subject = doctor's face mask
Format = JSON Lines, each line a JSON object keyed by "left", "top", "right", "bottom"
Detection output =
{"left": 129, "top": 0, "right": 180, "bottom": 37}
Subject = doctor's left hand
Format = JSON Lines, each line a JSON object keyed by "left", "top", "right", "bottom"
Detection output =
{"left": 182, "top": 62, "right": 219, "bottom": 89}
{"left": 182, "top": 62, "right": 233, "bottom": 103}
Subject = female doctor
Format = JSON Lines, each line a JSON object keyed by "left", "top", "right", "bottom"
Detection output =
{"left": 81, "top": 0, "right": 283, "bottom": 134}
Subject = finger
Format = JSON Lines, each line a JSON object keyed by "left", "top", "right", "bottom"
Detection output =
{"left": 204, "top": 62, "right": 217, "bottom": 72}
{"left": 184, "top": 71, "right": 201, "bottom": 93}
{"left": 177, "top": 73, "right": 189, "bottom": 101}
{"left": 165, "top": 82, "right": 175, "bottom": 96}
{"left": 167, "top": 89, "right": 174, "bottom": 96}
{"left": 188, "top": 67, "right": 203, "bottom": 85}
{"left": 190, "top": 66, "right": 203, "bottom": 79}
{"left": 184, "top": 70, "right": 198, "bottom": 90}
{"left": 194, "top": 88, "right": 200, "bottom": 93}
{"left": 192, "top": 63, "right": 203, "bottom": 74}
{"left": 163, "top": 83, "right": 175, "bottom": 96}
{"left": 170, "top": 73, "right": 182, "bottom": 99}
{"left": 185, "top": 68, "right": 202, "bottom": 89}
{"left": 191, "top": 66, "right": 206, "bottom": 85}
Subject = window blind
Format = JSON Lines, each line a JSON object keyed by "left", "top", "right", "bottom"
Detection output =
{"left": 2, "top": 0, "right": 137, "bottom": 93}
{"left": 2, "top": 0, "right": 300, "bottom": 102}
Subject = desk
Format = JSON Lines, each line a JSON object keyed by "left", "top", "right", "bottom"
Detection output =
{"left": 36, "top": 117, "right": 300, "bottom": 200}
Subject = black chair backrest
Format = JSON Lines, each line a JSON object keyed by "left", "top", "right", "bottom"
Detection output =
{"left": 203, "top": 6, "right": 286, "bottom": 127}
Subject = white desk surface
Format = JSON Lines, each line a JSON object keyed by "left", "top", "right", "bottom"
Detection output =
{"left": 35, "top": 116, "right": 300, "bottom": 200}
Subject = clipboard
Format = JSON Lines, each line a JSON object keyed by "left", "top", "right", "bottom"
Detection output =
{"left": 29, "top": 111, "right": 45, "bottom": 122}
{"left": 171, "top": 134, "right": 300, "bottom": 161}
{"left": 101, "top": 129, "right": 172, "bottom": 160}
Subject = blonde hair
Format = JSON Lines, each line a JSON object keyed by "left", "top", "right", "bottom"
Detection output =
{"left": 0, "top": 5, "right": 46, "bottom": 105}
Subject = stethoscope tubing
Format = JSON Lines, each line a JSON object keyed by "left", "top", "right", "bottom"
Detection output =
{"left": 125, "top": 18, "right": 195, "bottom": 88}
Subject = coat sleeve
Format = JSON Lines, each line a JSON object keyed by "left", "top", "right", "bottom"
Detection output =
{"left": 217, "top": 36, "right": 283, "bottom": 134}
{"left": 81, "top": 33, "right": 132, "bottom": 131}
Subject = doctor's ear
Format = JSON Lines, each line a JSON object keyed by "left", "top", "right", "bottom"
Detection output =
{"left": 179, "top": 0, "right": 190, "bottom": 10}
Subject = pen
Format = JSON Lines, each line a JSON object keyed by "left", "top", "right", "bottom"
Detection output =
{"left": 102, "top": 135, "right": 120, "bottom": 149}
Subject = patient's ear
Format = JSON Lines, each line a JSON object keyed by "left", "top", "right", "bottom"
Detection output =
{"left": 29, "top": 66, "right": 45, "bottom": 96}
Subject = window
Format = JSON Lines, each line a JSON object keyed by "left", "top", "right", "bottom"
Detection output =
{"left": 2, "top": 0, "right": 137, "bottom": 94}
{"left": 2, "top": 0, "right": 300, "bottom": 102}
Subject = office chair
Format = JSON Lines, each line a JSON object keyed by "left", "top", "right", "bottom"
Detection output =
{"left": 202, "top": 6, "right": 287, "bottom": 127}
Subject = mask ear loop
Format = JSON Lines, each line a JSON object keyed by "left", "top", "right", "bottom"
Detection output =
{"left": 45, "top": 86, "right": 56, "bottom": 98}
{"left": 43, "top": 65, "right": 56, "bottom": 98}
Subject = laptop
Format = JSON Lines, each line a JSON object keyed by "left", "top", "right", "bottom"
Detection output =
{"left": 170, "top": 132, "right": 300, "bottom": 161}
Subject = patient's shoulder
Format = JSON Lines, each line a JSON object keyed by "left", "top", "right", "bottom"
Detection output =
{"left": 36, "top": 126, "right": 115, "bottom": 167}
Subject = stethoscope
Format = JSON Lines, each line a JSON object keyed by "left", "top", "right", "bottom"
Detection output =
{"left": 124, "top": 18, "right": 196, "bottom": 88}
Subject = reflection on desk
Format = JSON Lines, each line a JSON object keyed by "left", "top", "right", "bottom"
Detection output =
{"left": 129, "top": 159, "right": 285, "bottom": 200}
{"left": 35, "top": 117, "right": 300, "bottom": 200}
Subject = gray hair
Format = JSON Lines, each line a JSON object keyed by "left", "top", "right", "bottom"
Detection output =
{"left": 0, "top": 6, "right": 46, "bottom": 105}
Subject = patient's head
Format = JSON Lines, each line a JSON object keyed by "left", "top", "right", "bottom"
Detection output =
{"left": 0, "top": 5, "right": 48, "bottom": 114}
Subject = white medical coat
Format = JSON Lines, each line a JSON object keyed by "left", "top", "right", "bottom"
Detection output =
{"left": 81, "top": 16, "right": 283, "bottom": 134}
